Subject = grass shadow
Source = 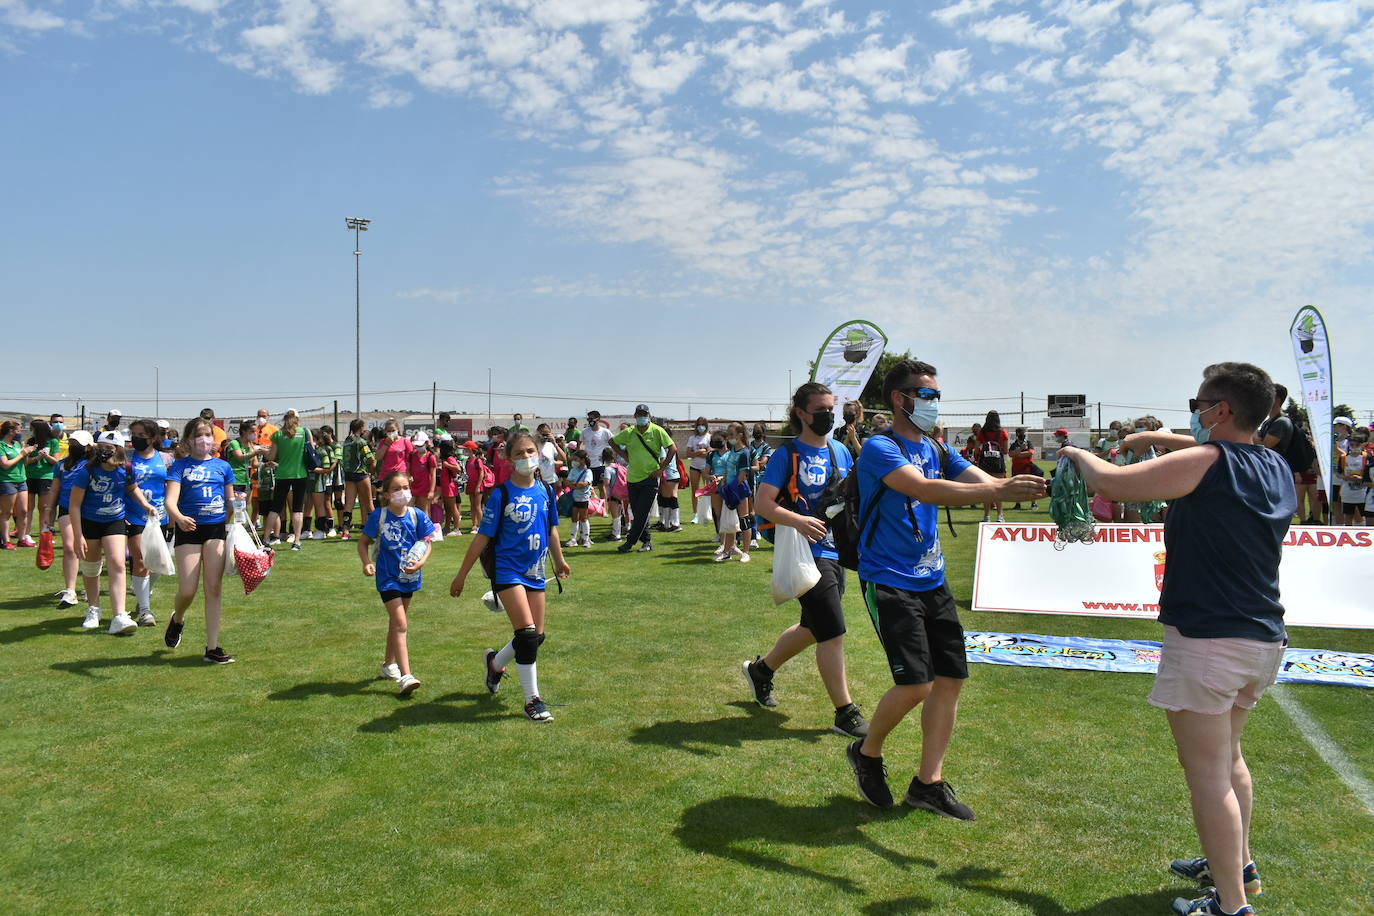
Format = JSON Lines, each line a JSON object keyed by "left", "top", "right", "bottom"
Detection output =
{"left": 266, "top": 679, "right": 380, "bottom": 701}
{"left": 357, "top": 690, "right": 507, "bottom": 733}
{"left": 940, "top": 866, "right": 1178, "bottom": 915}
{"left": 0, "top": 593, "right": 59, "bottom": 611}
{"left": 0, "top": 615, "right": 86, "bottom": 644}
{"left": 51, "top": 650, "right": 207, "bottom": 677}
{"left": 675, "top": 794, "right": 935, "bottom": 892}
{"left": 862, "top": 899, "right": 935, "bottom": 915}
{"left": 629, "top": 701, "right": 831, "bottom": 756}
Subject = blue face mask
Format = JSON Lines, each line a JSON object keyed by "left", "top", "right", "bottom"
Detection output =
{"left": 1190, "top": 404, "right": 1219, "bottom": 444}
{"left": 52, "top": 422, "right": 64, "bottom": 432}
{"left": 905, "top": 395, "right": 940, "bottom": 432}
{"left": 635, "top": 416, "right": 649, "bottom": 428}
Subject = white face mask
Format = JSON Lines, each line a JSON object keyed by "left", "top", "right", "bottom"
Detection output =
{"left": 390, "top": 489, "right": 411, "bottom": 507}
{"left": 572, "top": 461, "right": 583, "bottom": 470}
{"left": 513, "top": 456, "right": 539, "bottom": 475}
{"left": 192, "top": 435, "right": 216, "bottom": 457}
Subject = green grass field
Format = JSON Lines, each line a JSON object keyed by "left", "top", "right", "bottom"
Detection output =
{"left": 2, "top": 495, "right": 1371, "bottom": 914}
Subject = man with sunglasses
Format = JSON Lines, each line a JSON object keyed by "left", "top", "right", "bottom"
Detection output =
{"left": 846, "top": 359, "right": 1047, "bottom": 818}
{"left": 1061, "top": 363, "right": 1295, "bottom": 916}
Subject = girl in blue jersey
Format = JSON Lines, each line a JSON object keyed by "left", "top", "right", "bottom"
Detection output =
{"left": 564, "top": 449, "right": 594, "bottom": 548}
{"left": 125, "top": 419, "right": 170, "bottom": 628}
{"left": 164, "top": 418, "right": 238, "bottom": 664}
{"left": 449, "top": 430, "right": 571, "bottom": 722}
{"left": 53, "top": 431, "right": 94, "bottom": 612}
{"left": 358, "top": 471, "right": 434, "bottom": 696}
{"left": 70, "top": 440, "right": 159, "bottom": 635}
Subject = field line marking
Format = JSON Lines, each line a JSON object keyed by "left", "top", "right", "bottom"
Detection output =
{"left": 1270, "top": 685, "right": 1374, "bottom": 817}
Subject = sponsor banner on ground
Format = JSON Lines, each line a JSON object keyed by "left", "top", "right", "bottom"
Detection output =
{"left": 971, "top": 522, "right": 1374, "bottom": 630}
{"left": 965, "top": 632, "right": 1374, "bottom": 688}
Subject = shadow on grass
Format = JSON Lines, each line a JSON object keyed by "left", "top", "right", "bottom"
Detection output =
{"left": 357, "top": 690, "right": 506, "bottom": 733}
{"left": 629, "top": 701, "right": 830, "bottom": 756}
{"left": 939, "top": 866, "right": 1178, "bottom": 915}
{"left": 0, "top": 615, "right": 85, "bottom": 644}
{"left": 675, "top": 794, "right": 934, "bottom": 892}
{"left": 51, "top": 650, "right": 206, "bottom": 677}
{"left": 862, "top": 898, "right": 934, "bottom": 914}
{"left": 0, "top": 593, "right": 59, "bottom": 611}
{"left": 266, "top": 679, "right": 380, "bottom": 701}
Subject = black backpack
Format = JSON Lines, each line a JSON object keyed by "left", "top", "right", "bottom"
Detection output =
{"left": 834, "top": 431, "right": 955, "bottom": 572}
{"left": 479, "top": 480, "right": 562, "bottom": 592}
{"left": 1279, "top": 423, "right": 1318, "bottom": 474}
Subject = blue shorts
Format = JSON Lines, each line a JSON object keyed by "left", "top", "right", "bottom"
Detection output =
{"left": 0, "top": 480, "right": 28, "bottom": 496}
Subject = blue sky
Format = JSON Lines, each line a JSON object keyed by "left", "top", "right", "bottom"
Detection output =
{"left": 5, "top": 0, "right": 1374, "bottom": 427}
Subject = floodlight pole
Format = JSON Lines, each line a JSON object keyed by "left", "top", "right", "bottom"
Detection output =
{"left": 345, "top": 217, "right": 372, "bottom": 421}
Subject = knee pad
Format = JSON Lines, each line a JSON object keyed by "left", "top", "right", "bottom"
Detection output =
{"left": 513, "top": 626, "right": 540, "bottom": 665}
{"left": 80, "top": 558, "right": 104, "bottom": 578}
{"left": 341, "top": 510, "right": 353, "bottom": 528}
{"left": 740, "top": 513, "right": 755, "bottom": 531}
{"left": 537, "top": 632, "right": 546, "bottom": 648}
{"left": 656, "top": 496, "right": 672, "bottom": 509}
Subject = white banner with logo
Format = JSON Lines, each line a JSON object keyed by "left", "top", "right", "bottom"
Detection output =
{"left": 971, "top": 523, "right": 1374, "bottom": 630}
{"left": 1290, "top": 305, "right": 1333, "bottom": 492}
{"left": 810, "top": 320, "right": 887, "bottom": 430}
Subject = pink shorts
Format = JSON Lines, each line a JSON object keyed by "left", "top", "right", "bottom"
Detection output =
{"left": 1148, "top": 626, "right": 1285, "bottom": 715}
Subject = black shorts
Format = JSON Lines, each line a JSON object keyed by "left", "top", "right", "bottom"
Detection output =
{"left": 174, "top": 522, "right": 227, "bottom": 547}
{"left": 1343, "top": 501, "right": 1366, "bottom": 515}
{"left": 591, "top": 466, "right": 605, "bottom": 485}
{"left": 860, "top": 580, "right": 968, "bottom": 685}
{"left": 58, "top": 506, "right": 69, "bottom": 518}
{"left": 81, "top": 517, "right": 127, "bottom": 540}
{"left": 797, "top": 557, "right": 846, "bottom": 643}
{"left": 345, "top": 472, "right": 369, "bottom": 483}
{"left": 272, "top": 477, "right": 310, "bottom": 514}
{"left": 378, "top": 589, "right": 416, "bottom": 604}
{"left": 494, "top": 581, "right": 545, "bottom": 594}
{"left": 572, "top": 500, "right": 589, "bottom": 510}
{"left": 27, "top": 478, "right": 53, "bottom": 496}
{"left": 126, "top": 522, "right": 147, "bottom": 537}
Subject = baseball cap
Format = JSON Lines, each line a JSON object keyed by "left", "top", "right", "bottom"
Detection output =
{"left": 634, "top": 404, "right": 650, "bottom": 416}
{"left": 68, "top": 430, "right": 95, "bottom": 448}
{"left": 1334, "top": 416, "right": 1354, "bottom": 427}
{"left": 462, "top": 440, "right": 479, "bottom": 450}
{"left": 156, "top": 419, "right": 170, "bottom": 429}
{"left": 107, "top": 408, "right": 122, "bottom": 418}
{"left": 96, "top": 429, "right": 123, "bottom": 443}
{"left": 411, "top": 431, "right": 429, "bottom": 446}
{"left": 1054, "top": 428, "right": 1069, "bottom": 438}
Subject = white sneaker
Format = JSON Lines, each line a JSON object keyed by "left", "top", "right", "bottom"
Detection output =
{"left": 737, "top": 551, "right": 752, "bottom": 564}
{"left": 997, "top": 514, "right": 1005, "bottom": 523}
{"left": 565, "top": 537, "right": 578, "bottom": 548}
{"left": 81, "top": 606, "right": 101, "bottom": 629}
{"left": 397, "top": 673, "right": 421, "bottom": 696}
{"left": 379, "top": 662, "right": 401, "bottom": 681}
{"left": 108, "top": 613, "right": 138, "bottom": 635}
{"left": 713, "top": 551, "right": 728, "bottom": 563}
{"left": 57, "top": 589, "right": 78, "bottom": 609}
{"left": 327, "top": 528, "right": 338, "bottom": 538}
{"left": 314, "top": 530, "right": 327, "bottom": 540}
{"left": 582, "top": 537, "right": 594, "bottom": 547}
{"left": 136, "top": 610, "right": 157, "bottom": 627}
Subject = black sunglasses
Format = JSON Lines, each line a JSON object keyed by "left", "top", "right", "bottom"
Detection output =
{"left": 1188, "top": 398, "right": 1222, "bottom": 414}
{"left": 899, "top": 386, "right": 941, "bottom": 401}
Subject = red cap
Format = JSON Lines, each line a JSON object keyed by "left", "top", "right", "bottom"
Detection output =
{"left": 1054, "top": 428, "right": 1069, "bottom": 438}
{"left": 462, "top": 440, "right": 479, "bottom": 450}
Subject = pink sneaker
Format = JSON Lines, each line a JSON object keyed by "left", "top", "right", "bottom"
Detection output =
{"left": 18, "top": 537, "right": 35, "bottom": 548}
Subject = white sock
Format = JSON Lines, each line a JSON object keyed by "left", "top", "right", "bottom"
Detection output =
{"left": 581, "top": 520, "right": 591, "bottom": 540}
{"left": 130, "top": 576, "right": 150, "bottom": 609}
{"left": 517, "top": 662, "right": 540, "bottom": 702}
{"left": 612, "top": 517, "right": 621, "bottom": 537}
{"left": 670, "top": 507, "right": 680, "bottom": 526}
{"left": 493, "top": 638, "right": 516, "bottom": 669}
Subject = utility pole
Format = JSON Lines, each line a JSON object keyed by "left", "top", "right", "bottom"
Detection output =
{"left": 1020, "top": 391, "right": 1024, "bottom": 426}
{"left": 344, "top": 217, "right": 371, "bottom": 420}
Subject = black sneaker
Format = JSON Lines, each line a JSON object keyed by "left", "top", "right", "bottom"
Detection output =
{"left": 905, "top": 775, "right": 975, "bottom": 820}
{"left": 524, "top": 696, "right": 553, "bottom": 722}
{"left": 846, "top": 739, "right": 893, "bottom": 809}
{"left": 1170, "top": 857, "right": 1262, "bottom": 895}
{"left": 484, "top": 649, "right": 505, "bottom": 694}
{"left": 203, "top": 646, "right": 236, "bottom": 664}
{"left": 741, "top": 657, "right": 777, "bottom": 707}
{"left": 637, "top": 542, "right": 652, "bottom": 552}
{"left": 617, "top": 542, "right": 633, "bottom": 554}
{"left": 164, "top": 616, "right": 184, "bottom": 649}
{"left": 832, "top": 704, "right": 869, "bottom": 738}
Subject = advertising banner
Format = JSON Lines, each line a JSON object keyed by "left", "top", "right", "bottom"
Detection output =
{"left": 971, "top": 523, "right": 1374, "bottom": 630}
{"left": 965, "top": 631, "right": 1374, "bottom": 688}
{"left": 1290, "top": 306, "right": 1333, "bottom": 492}
{"left": 810, "top": 320, "right": 887, "bottom": 431}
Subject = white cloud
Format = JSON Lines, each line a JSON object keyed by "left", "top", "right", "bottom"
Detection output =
{"left": 968, "top": 13, "right": 1068, "bottom": 51}
{"left": 2, "top": 0, "right": 65, "bottom": 30}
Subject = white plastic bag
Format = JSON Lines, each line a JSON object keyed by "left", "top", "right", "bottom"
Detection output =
{"left": 719, "top": 506, "right": 741, "bottom": 534}
{"left": 771, "top": 524, "right": 821, "bottom": 605}
{"left": 649, "top": 500, "right": 661, "bottom": 521}
{"left": 694, "top": 497, "right": 713, "bottom": 525}
{"left": 225, "top": 522, "right": 249, "bottom": 578}
{"left": 141, "top": 523, "right": 175, "bottom": 577}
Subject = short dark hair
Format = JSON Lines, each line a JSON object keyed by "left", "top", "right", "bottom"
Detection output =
{"left": 1199, "top": 362, "right": 1275, "bottom": 433}
{"left": 1273, "top": 383, "right": 1288, "bottom": 404}
{"left": 882, "top": 359, "right": 938, "bottom": 404}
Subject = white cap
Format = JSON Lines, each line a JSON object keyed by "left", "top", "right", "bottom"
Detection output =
{"left": 107, "top": 408, "right": 122, "bottom": 417}
{"left": 438, "top": 433, "right": 453, "bottom": 443}
{"left": 1334, "top": 416, "right": 1354, "bottom": 428}
{"left": 68, "top": 430, "right": 95, "bottom": 448}
{"left": 411, "top": 430, "right": 430, "bottom": 446}
{"left": 157, "top": 419, "right": 170, "bottom": 429}
{"left": 96, "top": 429, "right": 123, "bottom": 443}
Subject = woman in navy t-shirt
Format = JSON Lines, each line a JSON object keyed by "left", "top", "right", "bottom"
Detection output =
{"left": 164, "top": 418, "right": 238, "bottom": 665}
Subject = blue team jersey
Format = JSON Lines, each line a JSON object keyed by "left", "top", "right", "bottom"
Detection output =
{"left": 363, "top": 506, "right": 436, "bottom": 594}
{"left": 479, "top": 480, "right": 558, "bottom": 589}
{"left": 710, "top": 448, "right": 749, "bottom": 481}
{"left": 568, "top": 467, "right": 593, "bottom": 501}
{"left": 857, "top": 432, "right": 971, "bottom": 592}
{"left": 126, "top": 452, "right": 169, "bottom": 527}
{"left": 169, "top": 457, "right": 235, "bottom": 524}
{"left": 760, "top": 438, "right": 853, "bottom": 560}
{"left": 73, "top": 463, "right": 129, "bottom": 522}
{"left": 57, "top": 460, "right": 85, "bottom": 511}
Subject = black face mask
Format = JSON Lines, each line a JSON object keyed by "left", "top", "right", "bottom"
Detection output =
{"left": 842, "top": 412, "right": 856, "bottom": 424}
{"left": 131, "top": 436, "right": 150, "bottom": 452}
{"left": 807, "top": 410, "right": 835, "bottom": 436}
